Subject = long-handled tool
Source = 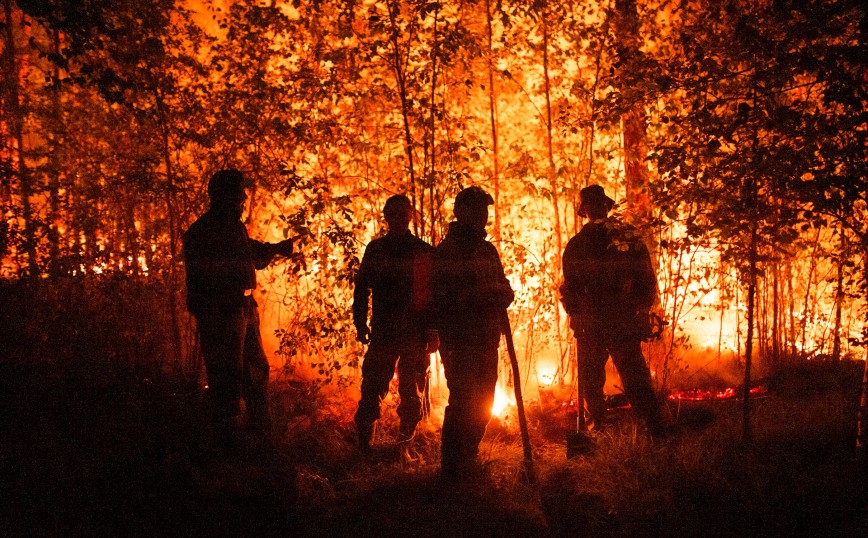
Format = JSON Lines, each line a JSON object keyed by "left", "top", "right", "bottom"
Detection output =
{"left": 567, "top": 323, "right": 594, "bottom": 458}
{"left": 502, "top": 313, "right": 535, "bottom": 483}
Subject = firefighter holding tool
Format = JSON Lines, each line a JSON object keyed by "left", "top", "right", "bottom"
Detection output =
{"left": 433, "top": 186, "right": 514, "bottom": 483}
{"left": 560, "top": 184, "right": 664, "bottom": 438}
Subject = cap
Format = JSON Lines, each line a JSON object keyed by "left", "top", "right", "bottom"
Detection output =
{"left": 208, "top": 169, "right": 252, "bottom": 199}
{"left": 383, "top": 194, "right": 413, "bottom": 219}
{"left": 578, "top": 184, "right": 615, "bottom": 216}
{"left": 454, "top": 186, "right": 494, "bottom": 209}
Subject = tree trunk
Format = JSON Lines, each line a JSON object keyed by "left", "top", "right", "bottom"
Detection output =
{"left": 2, "top": 0, "right": 38, "bottom": 277}
{"left": 581, "top": 12, "right": 607, "bottom": 195}
{"left": 425, "top": 4, "right": 440, "bottom": 245}
{"left": 541, "top": 13, "right": 562, "bottom": 262}
{"left": 787, "top": 262, "right": 796, "bottom": 361}
{"left": 757, "top": 272, "right": 767, "bottom": 362}
{"left": 540, "top": 11, "right": 566, "bottom": 375}
{"left": 46, "top": 29, "right": 63, "bottom": 276}
{"left": 614, "top": 0, "right": 652, "bottom": 228}
{"left": 858, "top": 348, "right": 868, "bottom": 499}
{"left": 718, "top": 267, "right": 726, "bottom": 364}
{"left": 735, "top": 278, "right": 741, "bottom": 362}
{"left": 800, "top": 229, "right": 821, "bottom": 358}
{"left": 857, "top": 238, "right": 868, "bottom": 453}
{"left": 124, "top": 195, "right": 140, "bottom": 276}
{"left": 743, "top": 224, "right": 758, "bottom": 442}
{"left": 772, "top": 262, "right": 781, "bottom": 363}
{"left": 386, "top": 0, "right": 419, "bottom": 234}
{"left": 831, "top": 227, "right": 847, "bottom": 361}
{"left": 857, "top": 241, "right": 868, "bottom": 508}
{"left": 154, "top": 89, "right": 183, "bottom": 374}
{"left": 485, "top": 0, "right": 501, "bottom": 243}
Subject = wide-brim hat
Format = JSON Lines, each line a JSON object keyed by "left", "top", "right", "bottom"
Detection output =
{"left": 578, "top": 184, "right": 615, "bottom": 216}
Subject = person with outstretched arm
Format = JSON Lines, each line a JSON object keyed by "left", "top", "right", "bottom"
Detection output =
{"left": 183, "top": 168, "right": 297, "bottom": 453}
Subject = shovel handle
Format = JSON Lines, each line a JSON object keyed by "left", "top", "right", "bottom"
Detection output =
{"left": 503, "top": 313, "right": 533, "bottom": 464}
{"left": 575, "top": 335, "right": 586, "bottom": 431}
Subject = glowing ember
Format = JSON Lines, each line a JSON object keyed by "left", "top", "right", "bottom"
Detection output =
{"left": 668, "top": 385, "right": 769, "bottom": 401}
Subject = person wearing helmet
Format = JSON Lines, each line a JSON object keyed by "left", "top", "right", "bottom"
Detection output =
{"left": 434, "top": 186, "right": 514, "bottom": 483}
{"left": 560, "top": 184, "right": 664, "bottom": 437}
{"left": 352, "top": 194, "right": 437, "bottom": 456}
{"left": 182, "top": 168, "right": 297, "bottom": 453}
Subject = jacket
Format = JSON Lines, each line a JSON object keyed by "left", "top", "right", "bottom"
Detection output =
{"left": 353, "top": 229, "right": 435, "bottom": 339}
{"left": 561, "top": 217, "right": 657, "bottom": 329}
{"left": 434, "top": 221, "right": 514, "bottom": 352}
{"left": 182, "top": 210, "right": 276, "bottom": 317}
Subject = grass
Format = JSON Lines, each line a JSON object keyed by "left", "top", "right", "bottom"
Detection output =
{"left": 4, "top": 357, "right": 865, "bottom": 536}
{"left": 1, "top": 280, "right": 867, "bottom": 536}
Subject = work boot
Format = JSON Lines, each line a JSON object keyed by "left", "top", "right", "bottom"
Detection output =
{"left": 356, "top": 421, "right": 373, "bottom": 455}
{"left": 641, "top": 401, "right": 668, "bottom": 440}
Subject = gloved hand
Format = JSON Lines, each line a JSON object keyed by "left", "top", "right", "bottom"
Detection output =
{"left": 273, "top": 238, "right": 295, "bottom": 257}
{"left": 481, "top": 282, "right": 514, "bottom": 309}
{"left": 356, "top": 325, "right": 371, "bottom": 345}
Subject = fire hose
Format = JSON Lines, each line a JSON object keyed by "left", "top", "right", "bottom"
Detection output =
{"left": 502, "top": 312, "right": 535, "bottom": 482}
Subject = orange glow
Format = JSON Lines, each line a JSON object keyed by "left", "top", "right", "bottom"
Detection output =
{"left": 537, "top": 360, "right": 557, "bottom": 386}
{"left": 0, "top": 0, "right": 862, "bottom": 410}
{"left": 492, "top": 383, "right": 511, "bottom": 417}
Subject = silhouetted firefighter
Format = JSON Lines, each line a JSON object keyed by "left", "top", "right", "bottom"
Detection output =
{"left": 183, "top": 169, "right": 296, "bottom": 452}
{"left": 434, "top": 186, "right": 514, "bottom": 483}
{"left": 352, "top": 195, "right": 438, "bottom": 455}
{"left": 560, "top": 184, "right": 664, "bottom": 438}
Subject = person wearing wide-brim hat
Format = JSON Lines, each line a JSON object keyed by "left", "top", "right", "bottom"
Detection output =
{"left": 433, "top": 186, "right": 514, "bottom": 483}
{"left": 577, "top": 184, "right": 615, "bottom": 217}
{"left": 561, "top": 184, "right": 664, "bottom": 437}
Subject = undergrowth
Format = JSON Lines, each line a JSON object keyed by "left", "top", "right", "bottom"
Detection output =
{"left": 1, "top": 279, "right": 867, "bottom": 536}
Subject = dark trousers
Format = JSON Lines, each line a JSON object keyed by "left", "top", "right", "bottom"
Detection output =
{"left": 440, "top": 345, "right": 499, "bottom": 475}
{"left": 196, "top": 297, "right": 270, "bottom": 429}
{"left": 354, "top": 336, "right": 429, "bottom": 439}
{"left": 578, "top": 328, "right": 660, "bottom": 431}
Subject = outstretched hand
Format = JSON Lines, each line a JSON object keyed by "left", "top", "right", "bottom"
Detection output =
{"left": 274, "top": 238, "right": 295, "bottom": 257}
{"left": 276, "top": 229, "right": 314, "bottom": 257}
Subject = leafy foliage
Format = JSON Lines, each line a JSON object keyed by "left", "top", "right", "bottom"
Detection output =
{"left": 1, "top": 0, "right": 865, "bottom": 386}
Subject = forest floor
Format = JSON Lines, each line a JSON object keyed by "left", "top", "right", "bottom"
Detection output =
{"left": 2, "top": 357, "right": 868, "bottom": 537}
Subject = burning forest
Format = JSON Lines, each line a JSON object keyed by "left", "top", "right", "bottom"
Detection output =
{"left": 1, "top": 0, "right": 867, "bottom": 535}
